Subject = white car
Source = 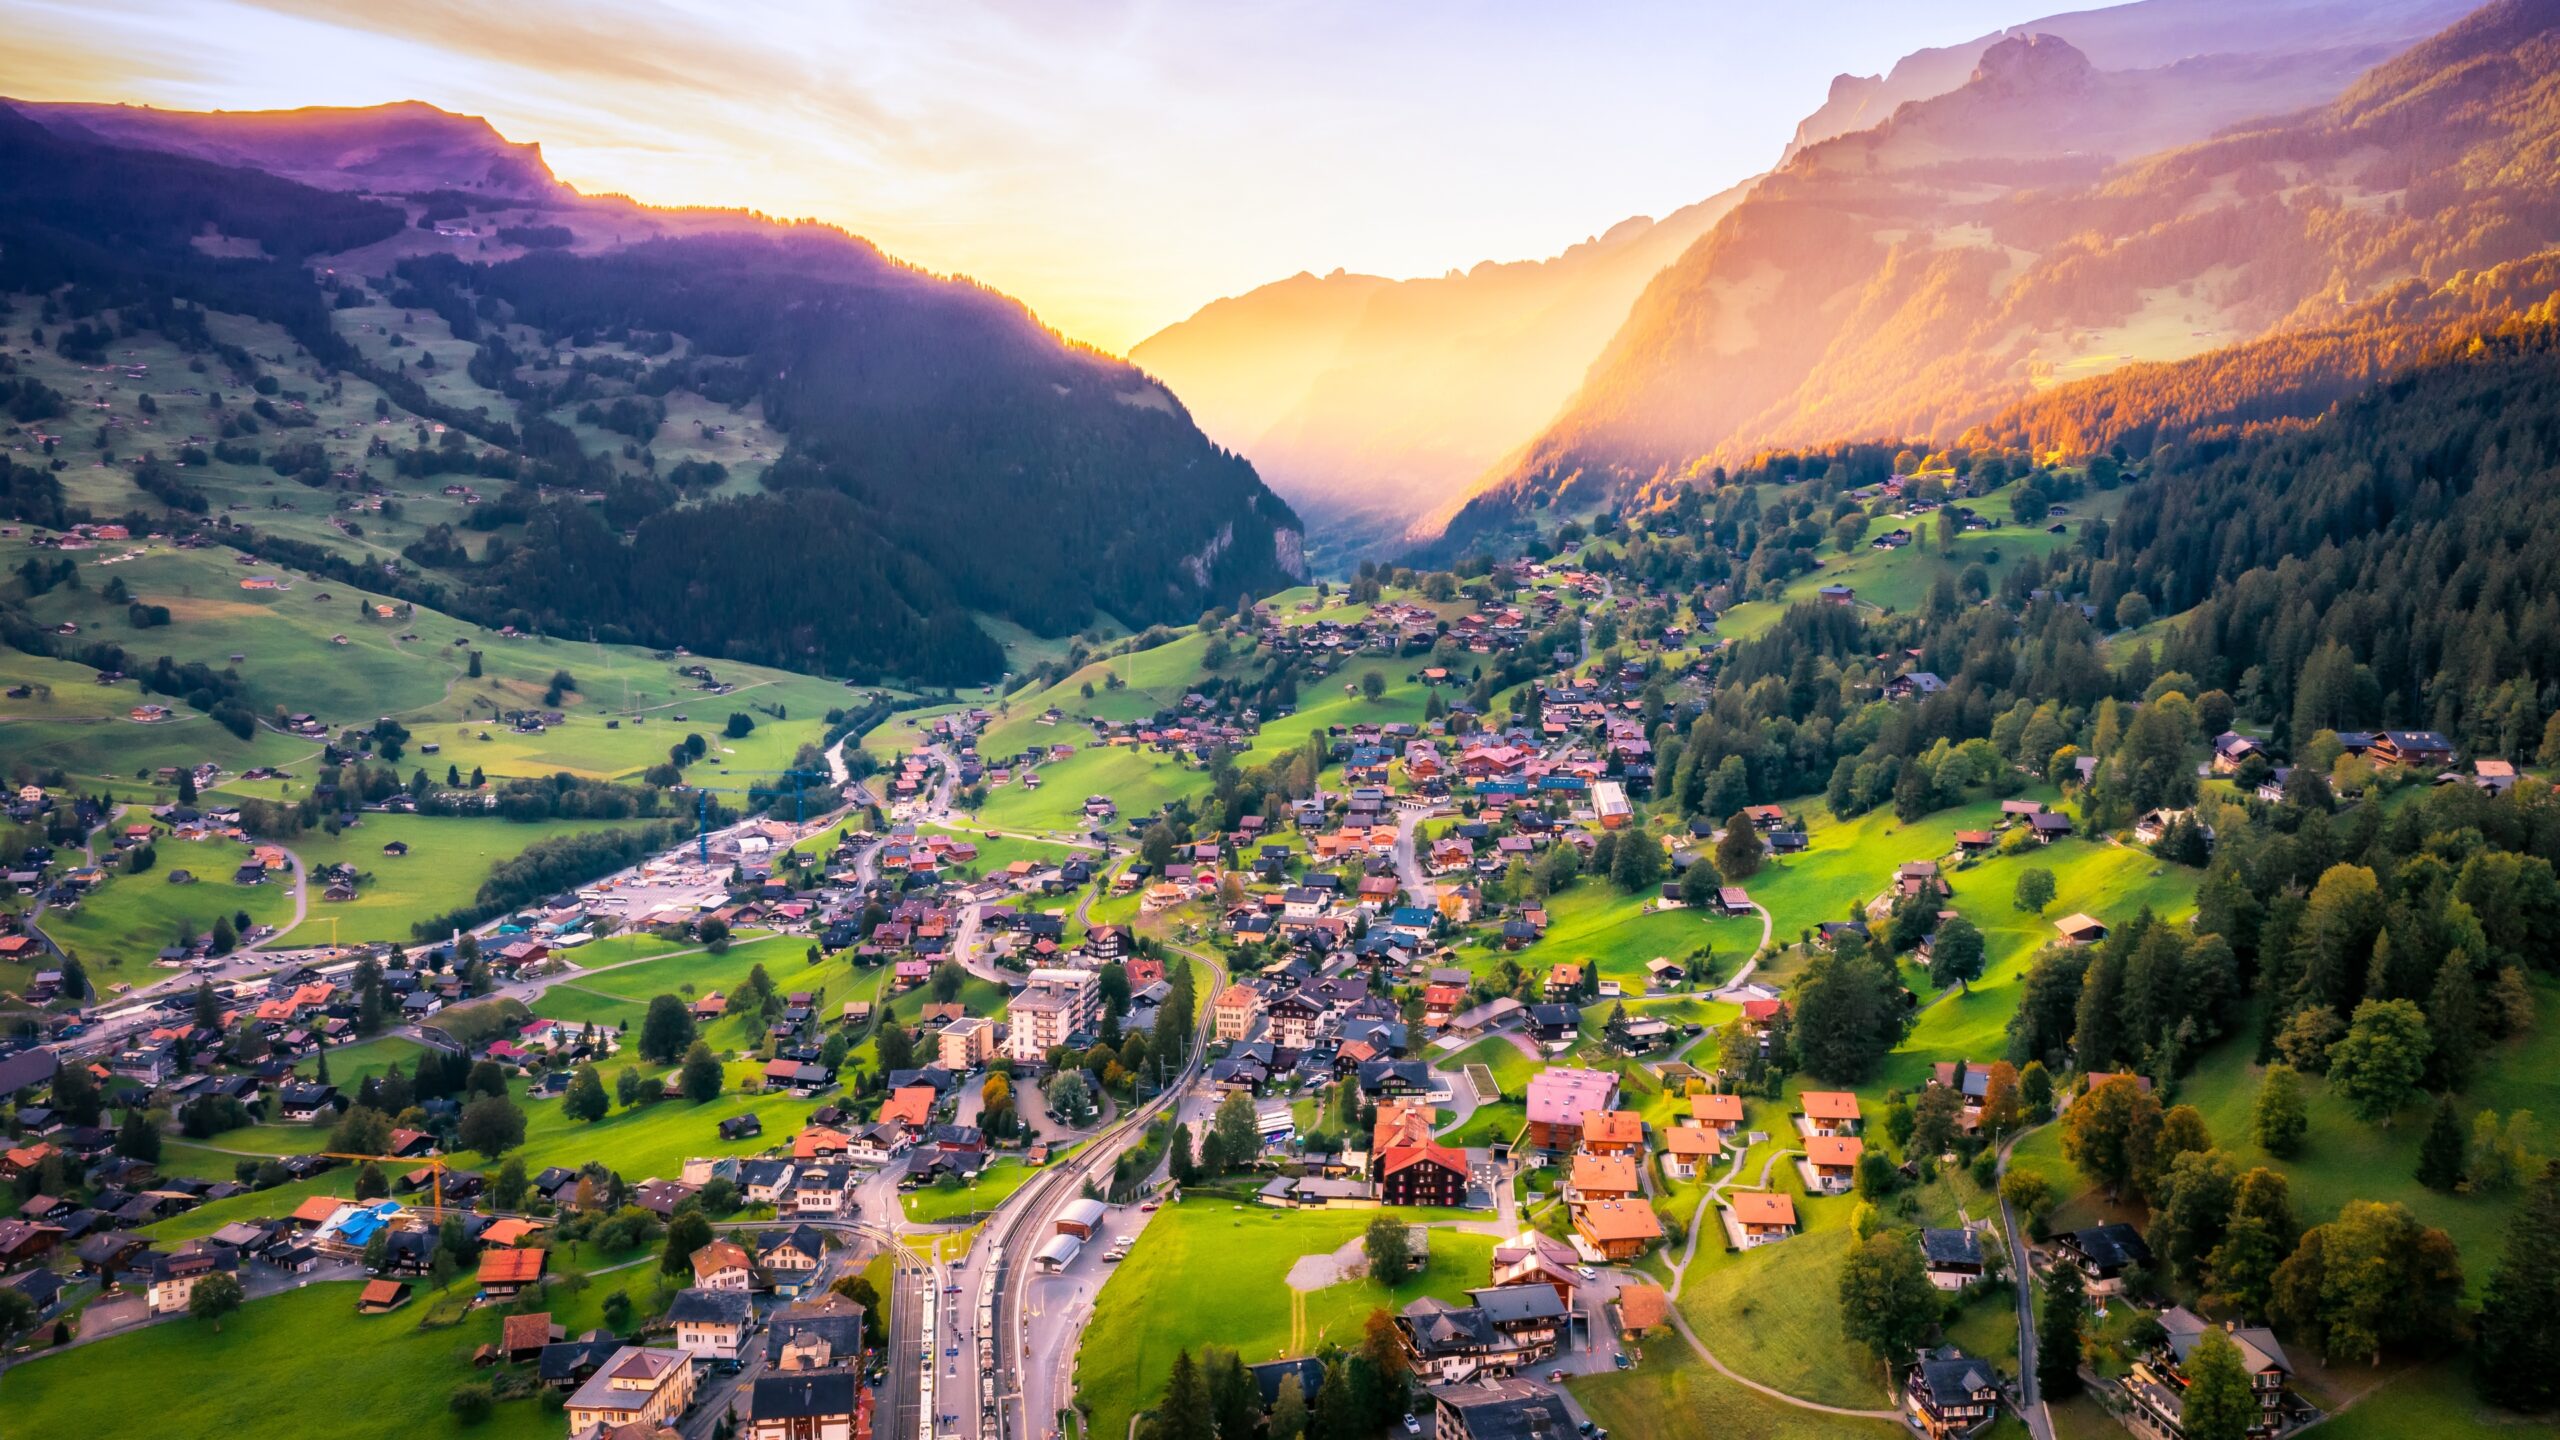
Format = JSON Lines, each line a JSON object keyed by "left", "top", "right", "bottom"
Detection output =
{"left": 1576, "top": 1264, "right": 1598, "bottom": 1280}
{"left": 1402, "top": 1418, "right": 1422, "bottom": 1435}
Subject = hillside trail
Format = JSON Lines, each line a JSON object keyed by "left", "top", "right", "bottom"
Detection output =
{"left": 1640, "top": 1137, "right": 1901, "bottom": 1423}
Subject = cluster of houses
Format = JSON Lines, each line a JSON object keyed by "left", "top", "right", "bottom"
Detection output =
{"left": 550, "top": 1241, "right": 871, "bottom": 1440}
{"left": 1207, "top": 953, "right": 1421, "bottom": 1107}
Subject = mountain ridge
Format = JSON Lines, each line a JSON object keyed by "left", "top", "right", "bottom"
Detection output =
{"left": 1436, "top": 0, "right": 2558, "bottom": 553}
{"left": 0, "top": 98, "right": 1302, "bottom": 682}
{"left": 1129, "top": 179, "right": 1753, "bottom": 558}
{"left": 1135, "top": 0, "right": 2476, "bottom": 559}
{"left": 23, "top": 98, "right": 564, "bottom": 199}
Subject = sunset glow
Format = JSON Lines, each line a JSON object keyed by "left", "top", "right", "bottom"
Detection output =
{"left": 2, "top": 0, "right": 2059, "bottom": 350}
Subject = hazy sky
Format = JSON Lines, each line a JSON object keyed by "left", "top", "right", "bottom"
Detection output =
{"left": 4, "top": 0, "right": 2061, "bottom": 351}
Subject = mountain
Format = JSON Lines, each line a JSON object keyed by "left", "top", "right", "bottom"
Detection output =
{"left": 1782, "top": 0, "right": 2477, "bottom": 159}
{"left": 1129, "top": 182, "right": 1750, "bottom": 556}
{"left": 1139, "top": 0, "right": 2471, "bottom": 558}
{"left": 1441, "top": 0, "right": 2555, "bottom": 551}
{"left": 23, "top": 99, "right": 563, "bottom": 199}
{"left": 0, "top": 100, "right": 1302, "bottom": 683}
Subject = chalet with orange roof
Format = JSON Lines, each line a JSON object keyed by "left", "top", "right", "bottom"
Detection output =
{"left": 793, "top": 1126, "right": 853, "bottom": 1160}
{"left": 1421, "top": 984, "right": 1466, "bottom": 1028}
{"left": 476, "top": 1245, "right": 547, "bottom": 1296}
{"left": 1687, "top": 1093, "right": 1746, "bottom": 1137}
{"left": 1372, "top": 1098, "right": 1437, "bottom": 1153}
{"left": 1573, "top": 1198, "right": 1664, "bottom": 1261}
{"left": 1658, "top": 1125, "right": 1723, "bottom": 1182}
{"left": 690, "top": 1239, "right": 755, "bottom": 1290}
{"left": 480, "top": 1217, "right": 545, "bottom": 1248}
{"left": 877, "top": 1087, "right": 936, "bottom": 1131}
{"left": 1796, "top": 1091, "right": 1863, "bottom": 1138}
{"left": 1378, "top": 1144, "right": 1469, "bottom": 1207}
{"left": 1802, "top": 1135, "right": 1864, "bottom": 1194}
{"left": 1579, "top": 1109, "right": 1645, "bottom": 1157}
{"left": 1568, "top": 1152, "right": 1640, "bottom": 1203}
{"left": 1723, "top": 1191, "right": 1799, "bottom": 1248}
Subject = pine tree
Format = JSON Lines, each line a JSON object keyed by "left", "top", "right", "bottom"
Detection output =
{"left": 1153, "top": 1349, "right": 1216, "bottom": 1440}
{"left": 1310, "top": 1355, "right": 1359, "bottom": 1440}
{"left": 2037, "top": 1264, "right": 2085, "bottom": 1400}
{"left": 1267, "top": 1373, "right": 1309, "bottom": 1440}
{"left": 2416, "top": 1094, "right": 2468, "bottom": 1191}
{"left": 1203, "top": 1349, "right": 1257, "bottom": 1440}
{"left": 2473, "top": 1160, "right": 2560, "bottom": 1411}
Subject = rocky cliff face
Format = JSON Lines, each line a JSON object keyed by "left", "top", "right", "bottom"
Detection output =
{"left": 1780, "top": 0, "right": 2477, "bottom": 161}
{"left": 1435, "top": 0, "right": 2539, "bottom": 554}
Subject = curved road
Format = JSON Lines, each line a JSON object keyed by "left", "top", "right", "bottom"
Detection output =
{"left": 1640, "top": 1141, "right": 1902, "bottom": 1425}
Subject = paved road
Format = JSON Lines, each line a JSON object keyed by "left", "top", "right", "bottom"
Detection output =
{"left": 1391, "top": 802, "right": 1452, "bottom": 909}
{"left": 1995, "top": 1130, "right": 2058, "bottom": 1440}
{"left": 970, "top": 941, "right": 1226, "bottom": 1440}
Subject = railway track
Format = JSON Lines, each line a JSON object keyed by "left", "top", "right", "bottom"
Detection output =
{"left": 979, "top": 946, "right": 1224, "bottom": 1440}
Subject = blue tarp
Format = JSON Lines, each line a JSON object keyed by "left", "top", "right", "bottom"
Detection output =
{"left": 332, "top": 1200, "right": 404, "bottom": 1245}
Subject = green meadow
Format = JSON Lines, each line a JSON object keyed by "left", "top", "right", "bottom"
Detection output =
{"left": 2008, "top": 977, "right": 2560, "bottom": 1302}
{"left": 285, "top": 813, "right": 661, "bottom": 942}
{"left": 1076, "top": 1200, "right": 1494, "bottom": 1440}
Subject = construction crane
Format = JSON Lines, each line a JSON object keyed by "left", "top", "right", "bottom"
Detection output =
{"left": 682, "top": 769, "right": 831, "bottom": 862}
{"left": 322, "top": 1151, "right": 450, "bottom": 1213}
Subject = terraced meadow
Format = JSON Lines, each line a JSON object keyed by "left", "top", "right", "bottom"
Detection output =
{"left": 968, "top": 583, "right": 1462, "bottom": 836}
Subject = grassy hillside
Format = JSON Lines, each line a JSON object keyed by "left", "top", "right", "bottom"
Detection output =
{"left": 0, "top": 535, "right": 873, "bottom": 787}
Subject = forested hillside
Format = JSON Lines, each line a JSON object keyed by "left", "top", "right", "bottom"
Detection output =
{"left": 0, "top": 101, "right": 1303, "bottom": 683}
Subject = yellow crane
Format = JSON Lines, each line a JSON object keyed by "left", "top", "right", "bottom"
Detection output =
{"left": 322, "top": 1151, "right": 450, "bottom": 1213}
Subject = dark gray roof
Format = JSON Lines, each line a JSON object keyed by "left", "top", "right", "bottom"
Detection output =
{"left": 0, "top": 1047, "right": 60, "bottom": 1096}
{"left": 1432, "top": 1380, "right": 1577, "bottom": 1440}
{"left": 1913, "top": 1349, "right": 1998, "bottom": 1403}
{"left": 538, "top": 1336, "right": 620, "bottom": 1383}
{"left": 667, "top": 1287, "right": 755, "bottom": 1325}
{"left": 1401, "top": 1295, "right": 1500, "bottom": 1353}
{"left": 765, "top": 1310, "right": 863, "bottom": 1366}
{"left": 755, "top": 1223, "right": 830, "bottom": 1260}
{"left": 750, "top": 1373, "right": 857, "bottom": 1421}
{"left": 1465, "top": 1284, "right": 1567, "bottom": 1324}
{"left": 1921, "top": 1227, "right": 1984, "bottom": 1267}
{"left": 2067, "top": 1222, "right": 2152, "bottom": 1270}
{"left": 1248, "top": 1356, "right": 1327, "bottom": 1410}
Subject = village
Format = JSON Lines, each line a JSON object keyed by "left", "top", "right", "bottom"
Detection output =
{"left": 9, "top": 493, "right": 2531, "bottom": 1440}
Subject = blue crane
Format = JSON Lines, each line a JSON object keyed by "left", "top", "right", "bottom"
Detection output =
{"left": 680, "top": 768, "right": 832, "bottom": 862}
